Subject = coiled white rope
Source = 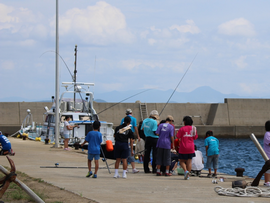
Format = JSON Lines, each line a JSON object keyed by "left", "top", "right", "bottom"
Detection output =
{"left": 214, "top": 186, "right": 270, "bottom": 198}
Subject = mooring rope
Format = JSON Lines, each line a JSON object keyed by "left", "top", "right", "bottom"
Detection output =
{"left": 214, "top": 186, "right": 270, "bottom": 198}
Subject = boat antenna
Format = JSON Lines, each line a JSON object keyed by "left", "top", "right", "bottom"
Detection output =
{"left": 93, "top": 56, "right": 96, "bottom": 95}
{"left": 74, "top": 45, "right": 78, "bottom": 104}
{"left": 40, "top": 50, "right": 73, "bottom": 79}
{"left": 159, "top": 53, "right": 198, "bottom": 116}
{"left": 97, "top": 89, "right": 152, "bottom": 115}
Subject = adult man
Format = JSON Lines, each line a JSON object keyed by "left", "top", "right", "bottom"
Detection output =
{"left": 120, "top": 109, "right": 140, "bottom": 173}
{"left": 141, "top": 110, "right": 159, "bottom": 173}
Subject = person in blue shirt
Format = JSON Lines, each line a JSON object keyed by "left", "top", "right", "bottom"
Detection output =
{"left": 120, "top": 109, "right": 140, "bottom": 173}
{"left": 205, "top": 130, "right": 219, "bottom": 178}
{"left": 141, "top": 110, "right": 159, "bottom": 173}
{"left": 0, "top": 131, "right": 15, "bottom": 156}
{"left": 81, "top": 121, "right": 102, "bottom": 178}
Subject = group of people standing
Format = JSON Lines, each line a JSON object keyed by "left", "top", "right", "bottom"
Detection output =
{"left": 113, "top": 109, "right": 220, "bottom": 180}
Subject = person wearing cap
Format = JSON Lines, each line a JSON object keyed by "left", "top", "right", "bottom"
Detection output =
{"left": 155, "top": 115, "right": 175, "bottom": 176}
{"left": 120, "top": 109, "right": 140, "bottom": 173}
{"left": 141, "top": 110, "right": 159, "bottom": 173}
{"left": 0, "top": 131, "right": 15, "bottom": 156}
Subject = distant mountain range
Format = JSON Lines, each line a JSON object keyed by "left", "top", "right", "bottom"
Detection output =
{"left": 1, "top": 86, "right": 268, "bottom": 103}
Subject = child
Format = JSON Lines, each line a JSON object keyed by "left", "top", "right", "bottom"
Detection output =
{"left": 191, "top": 145, "right": 204, "bottom": 176}
{"left": 81, "top": 121, "right": 102, "bottom": 178}
{"left": 205, "top": 130, "right": 219, "bottom": 178}
{"left": 0, "top": 131, "right": 15, "bottom": 156}
{"left": 263, "top": 120, "right": 270, "bottom": 187}
{"left": 176, "top": 116, "right": 198, "bottom": 180}
{"left": 113, "top": 116, "right": 134, "bottom": 179}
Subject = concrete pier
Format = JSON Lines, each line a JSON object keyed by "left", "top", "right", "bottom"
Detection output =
{"left": 0, "top": 137, "right": 269, "bottom": 203}
{"left": 1, "top": 98, "right": 270, "bottom": 137}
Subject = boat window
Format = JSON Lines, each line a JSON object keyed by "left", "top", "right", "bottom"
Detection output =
{"left": 46, "top": 115, "right": 55, "bottom": 123}
{"left": 61, "top": 115, "right": 73, "bottom": 122}
{"left": 79, "top": 116, "right": 90, "bottom": 121}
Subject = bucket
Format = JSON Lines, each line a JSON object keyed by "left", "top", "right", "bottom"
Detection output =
{"left": 106, "top": 140, "right": 114, "bottom": 152}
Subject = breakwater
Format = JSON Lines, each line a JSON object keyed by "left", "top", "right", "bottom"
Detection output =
{"left": 1, "top": 98, "right": 269, "bottom": 137}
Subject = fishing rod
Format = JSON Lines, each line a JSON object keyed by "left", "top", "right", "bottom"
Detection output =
{"left": 40, "top": 50, "right": 73, "bottom": 78}
{"left": 97, "top": 89, "right": 152, "bottom": 115}
{"left": 159, "top": 53, "right": 198, "bottom": 116}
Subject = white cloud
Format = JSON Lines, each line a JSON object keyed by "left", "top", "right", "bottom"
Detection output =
{"left": 170, "top": 20, "right": 200, "bottom": 34}
{"left": 218, "top": 18, "right": 256, "bottom": 37}
{"left": 234, "top": 55, "right": 248, "bottom": 69}
{"left": 55, "top": 1, "right": 134, "bottom": 45}
{"left": 239, "top": 83, "right": 260, "bottom": 94}
{"left": 148, "top": 38, "right": 156, "bottom": 45}
{"left": 1, "top": 60, "right": 15, "bottom": 70}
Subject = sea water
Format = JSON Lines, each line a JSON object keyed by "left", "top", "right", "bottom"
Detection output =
{"left": 194, "top": 138, "right": 265, "bottom": 178}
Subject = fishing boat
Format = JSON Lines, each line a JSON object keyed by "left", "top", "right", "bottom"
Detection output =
{"left": 40, "top": 81, "right": 115, "bottom": 149}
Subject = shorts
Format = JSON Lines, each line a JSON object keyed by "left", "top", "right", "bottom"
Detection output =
{"left": 63, "top": 133, "right": 70, "bottom": 139}
{"left": 88, "top": 154, "right": 100, "bottom": 161}
{"left": 127, "top": 148, "right": 135, "bottom": 163}
{"left": 206, "top": 154, "right": 219, "bottom": 169}
{"left": 156, "top": 148, "right": 171, "bottom": 166}
{"left": 114, "top": 141, "right": 129, "bottom": 159}
{"left": 178, "top": 153, "right": 195, "bottom": 160}
{"left": 266, "top": 169, "right": 270, "bottom": 174}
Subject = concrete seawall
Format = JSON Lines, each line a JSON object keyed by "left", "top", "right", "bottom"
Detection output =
{"left": 1, "top": 98, "right": 269, "bottom": 137}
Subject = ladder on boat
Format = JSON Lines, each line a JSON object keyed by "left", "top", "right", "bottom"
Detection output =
{"left": 139, "top": 103, "right": 148, "bottom": 121}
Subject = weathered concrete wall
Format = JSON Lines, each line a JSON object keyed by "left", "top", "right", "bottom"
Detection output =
{"left": 0, "top": 99, "right": 269, "bottom": 137}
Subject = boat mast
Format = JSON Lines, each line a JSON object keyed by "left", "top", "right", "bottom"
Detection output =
{"left": 73, "top": 45, "right": 77, "bottom": 105}
{"left": 54, "top": 0, "right": 60, "bottom": 147}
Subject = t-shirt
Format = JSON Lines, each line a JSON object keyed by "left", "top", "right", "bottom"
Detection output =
{"left": 176, "top": 125, "right": 198, "bottom": 154}
{"left": 264, "top": 131, "right": 270, "bottom": 158}
{"left": 114, "top": 124, "right": 134, "bottom": 143}
{"left": 205, "top": 136, "right": 219, "bottom": 156}
{"left": 0, "top": 134, "right": 11, "bottom": 150}
{"left": 85, "top": 130, "right": 102, "bottom": 154}
{"left": 156, "top": 123, "right": 174, "bottom": 149}
{"left": 121, "top": 115, "right": 137, "bottom": 133}
{"left": 141, "top": 118, "right": 158, "bottom": 138}
{"left": 192, "top": 150, "right": 204, "bottom": 170}
{"left": 63, "top": 121, "right": 70, "bottom": 135}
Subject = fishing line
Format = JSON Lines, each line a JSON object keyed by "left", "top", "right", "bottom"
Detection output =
{"left": 40, "top": 50, "right": 73, "bottom": 79}
{"left": 97, "top": 89, "right": 152, "bottom": 115}
{"left": 159, "top": 53, "right": 198, "bottom": 116}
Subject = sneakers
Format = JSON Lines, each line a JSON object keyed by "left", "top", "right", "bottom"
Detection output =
{"left": 132, "top": 169, "right": 139, "bottom": 173}
{"left": 207, "top": 174, "right": 212, "bottom": 178}
{"left": 86, "top": 171, "right": 93, "bottom": 177}
{"left": 212, "top": 173, "right": 217, "bottom": 178}
{"left": 165, "top": 173, "right": 172, "bottom": 176}
{"left": 64, "top": 148, "right": 71, "bottom": 151}
{"left": 122, "top": 173, "right": 127, "bottom": 179}
{"left": 156, "top": 172, "right": 162, "bottom": 176}
{"left": 184, "top": 171, "right": 190, "bottom": 180}
{"left": 264, "top": 182, "right": 270, "bottom": 187}
{"left": 113, "top": 174, "right": 120, "bottom": 179}
{"left": 92, "top": 174, "right": 97, "bottom": 178}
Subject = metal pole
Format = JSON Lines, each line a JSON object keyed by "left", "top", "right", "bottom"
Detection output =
{"left": 0, "top": 166, "right": 45, "bottom": 203}
{"left": 54, "top": 0, "right": 60, "bottom": 147}
{"left": 250, "top": 133, "right": 269, "bottom": 161}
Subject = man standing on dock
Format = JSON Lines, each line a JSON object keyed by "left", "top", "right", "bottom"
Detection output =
{"left": 141, "top": 110, "right": 159, "bottom": 173}
{"left": 120, "top": 109, "right": 140, "bottom": 173}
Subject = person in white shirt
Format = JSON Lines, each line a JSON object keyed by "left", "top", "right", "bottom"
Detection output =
{"left": 63, "top": 116, "right": 78, "bottom": 151}
{"left": 191, "top": 145, "right": 204, "bottom": 176}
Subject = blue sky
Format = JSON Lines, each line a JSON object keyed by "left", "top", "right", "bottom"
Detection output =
{"left": 1, "top": 0, "right": 270, "bottom": 101}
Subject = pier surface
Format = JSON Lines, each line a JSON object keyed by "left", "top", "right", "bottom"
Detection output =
{"left": 1, "top": 137, "right": 269, "bottom": 203}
